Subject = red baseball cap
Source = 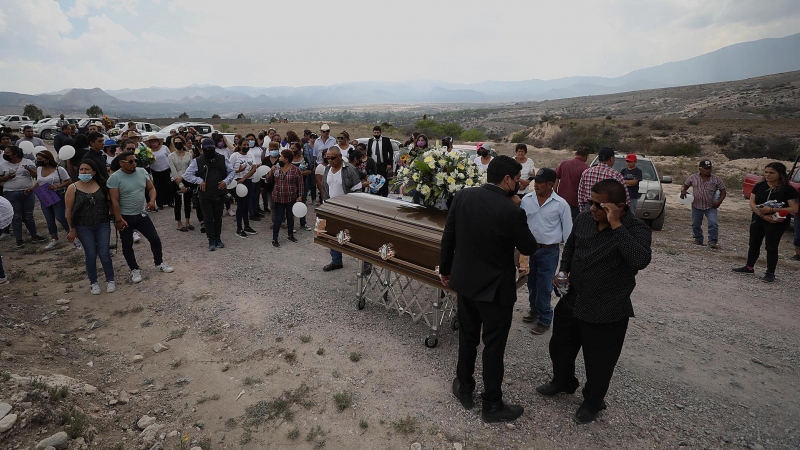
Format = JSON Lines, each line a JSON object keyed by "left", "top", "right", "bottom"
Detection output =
{"left": 625, "top": 153, "right": 637, "bottom": 162}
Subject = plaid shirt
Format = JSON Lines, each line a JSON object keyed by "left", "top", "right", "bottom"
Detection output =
{"left": 684, "top": 173, "right": 726, "bottom": 210}
{"left": 267, "top": 164, "right": 304, "bottom": 203}
{"left": 577, "top": 163, "right": 630, "bottom": 206}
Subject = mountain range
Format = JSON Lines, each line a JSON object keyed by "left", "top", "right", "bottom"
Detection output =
{"left": 2, "top": 32, "right": 799, "bottom": 117}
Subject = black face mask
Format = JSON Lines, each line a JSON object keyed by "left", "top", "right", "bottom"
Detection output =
{"left": 506, "top": 178, "right": 519, "bottom": 197}
{"left": 174, "top": 142, "right": 184, "bottom": 150}
{"left": 35, "top": 160, "right": 46, "bottom": 167}
{"left": 278, "top": 161, "right": 286, "bottom": 167}
{"left": 478, "top": 150, "right": 489, "bottom": 157}
{"left": 2, "top": 154, "right": 11, "bottom": 162}
{"left": 203, "top": 149, "right": 216, "bottom": 160}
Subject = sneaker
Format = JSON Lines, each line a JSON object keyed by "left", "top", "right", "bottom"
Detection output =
{"left": 228, "top": 209, "right": 235, "bottom": 216}
{"left": 531, "top": 322, "right": 551, "bottom": 335}
{"left": 155, "top": 262, "right": 174, "bottom": 273}
{"left": 73, "top": 239, "right": 82, "bottom": 250}
{"left": 31, "top": 235, "right": 46, "bottom": 242}
{"left": 215, "top": 239, "right": 225, "bottom": 249}
{"left": 131, "top": 269, "right": 143, "bottom": 283}
{"left": 762, "top": 273, "right": 775, "bottom": 283}
{"left": 0, "top": 276, "right": 9, "bottom": 285}
{"left": 208, "top": 241, "right": 216, "bottom": 251}
{"left": 732, "top": 266, "right": 754, "bottom": 274}
{"left": 15, "top": 240, "right": 24, "bottom": 248}
{"left": 708, "top": 242, "right": 718, "bottom": 249}
{"left": 44, "top": 239, "right": 59, "bottom": 250}
{"left": 287, "top": 235, "right": 298, "bottom": 243}
{"left": 133, "top": 231, "right": 141, "bottom": 243}
{"left": 249, "top": 215, "right": 262, "bottom": 222}
{"left": 243, "top": 227, "right": 258, "bottom": 235}
{"left": 106, "top": 281, "right": 116, "bottom": 293}
{"left": 236, "top": 229, "right": 248, "bottom": 238}
{"left": 301, "top": 225, "right": 312, "bottom": 231}
{"left": 90, "top": 283, "right": 101, "bottom": 295}
{"left": 272, "top": 240, "right": 280, "bottom": 247}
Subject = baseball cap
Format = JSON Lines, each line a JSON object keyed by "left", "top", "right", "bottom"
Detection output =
{"left": 533, "top": 168, "right": 557, "bottom": 183}
{"left": 103, "top": 139, "right": 117, "bottom": 147}
{"left": 476, "top": 142, "right": 492, "bottom": 151}
{"left": 699, "top": 160, "right": 712, "bottom": 169}
{"left": 625, "top": 153, "right": 637, "bottom": 162}
{"left": 201, "top": 138, "right": 216, "bottom": 149}
{"left": 320, "top": 124, "right": 331, "bottom": 131}
{"left": 598, "top": 147, "right": 615, "bottom": 161}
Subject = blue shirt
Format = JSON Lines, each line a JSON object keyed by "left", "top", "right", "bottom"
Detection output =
{"left": 520, "top": 190, "right": 573, "bottom": 245}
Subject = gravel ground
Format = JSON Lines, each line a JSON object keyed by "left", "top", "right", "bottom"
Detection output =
{"left": 0, "top": 158, "right": 798, "bottom": 449}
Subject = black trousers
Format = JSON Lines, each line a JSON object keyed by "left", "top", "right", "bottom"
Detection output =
{"left": 173, "top": 182, "right": 192, "bottom": 221}
{"left": 746, "top": 218, "right": 789, "bottom": 274}
{"left": 151, "top": 169, "right": 172, "bottom": 208}
{"left": 455, "top": 295, "right": 514, "bottom": 403}
{"left": 198, "top": 195, "right": 224, "bottom": 241}
{"left": 119, "top": 214, "right": 163, "bottom": 270}
{"left": 549, "top": 301, "right": 629, "bottom": 411}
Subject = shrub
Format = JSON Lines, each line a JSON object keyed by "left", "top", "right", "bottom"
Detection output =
{"left": 605, "top": 115, "right": 612, "bottom": 120}
{"left": 632, "top": 119, "right": 644, "bottom": 127}
{"left": 649, "top": 121, "right": 674, "bottom": 131}
{"left": 687, "top": 118, "right": 701, "bottom": 125}
{"left": 722, "top": 135, "right": 798, "bottom": 160}
{"left": 510, "top": 129, "right": 529, "bottom": 143}
{"left": 460, "top": 129, "right": 486, "bottom": 142}
{"left": 710, "top": 130, "right": 733, "bottom": 146}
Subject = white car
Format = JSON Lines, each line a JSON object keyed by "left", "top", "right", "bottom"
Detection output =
{"left": 355, "top": 137, "right": 402, "bottom": 155}
{"left": 152, "top": 122, "right": 217, "bottom": 140}
{"left": 119, "top": 122, "right": 161, "bottom": 134}
{"left": 0, "top": 115, "right": 34, "bottom": 131}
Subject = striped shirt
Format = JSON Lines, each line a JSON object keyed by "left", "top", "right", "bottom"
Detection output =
{"left": 577, "top": 163, "right": 630, "bottom": 206}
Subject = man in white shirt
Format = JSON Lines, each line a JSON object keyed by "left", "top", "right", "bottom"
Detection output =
{"left": 314, "top": 124, "right": 337, "bottom": 165}
{"left": 366, "top": 125, "right": 394, "bottom": 197}
{"left": 520, "top": 168, "right": 573, "bottom": 335}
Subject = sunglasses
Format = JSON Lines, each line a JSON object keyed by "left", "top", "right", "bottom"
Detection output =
{"left": 337, "top": 137, "right": 346, "bottom": 140}
{"left": 327, "top": 155, "right": 340, "bottom": 160}
{"left": 121, "top": 159, "right": 137, "bottom": 165}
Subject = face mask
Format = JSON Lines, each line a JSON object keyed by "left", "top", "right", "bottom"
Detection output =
{"left": 35, "top": 160, "right": 46, "bottom": 167}
{"left": 248, "top": 140, "right": 255, "bottom": 148}
{"left": 507, "top": 178, "right": 519, "bottom": 197}
{"left": 216, "top": 141, "right": 225, "bottom": 149}
{"left": 203, "top": 149, "right": 216, "bottom": 159}
{"left": 416, "top": 140, "right": 425, "bottom": 147}
{"left": 78, "top": 173, "right": 93, "bottom": 183}
{"left": 270, "top": 150, "right": 279, "bottom": 157}
{"left": 478, "top": 150, "right": 488, "bottom": 157}
{"left": 174, "top": 142, "right": 184, "bottom": 150}
{"left": 2, "top": 154, "right": 11, "bottom": 161}
{"left": 278, "top": 161, "right": 286, "bottom": 167}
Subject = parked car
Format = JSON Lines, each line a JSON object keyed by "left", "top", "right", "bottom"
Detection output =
{"left": 154, "top": 122, "right": 216, "bottom": 139}
{"left": 119, "top": 122, "right": 161, "bottom": 134}
{"left": 742, "top": 156, "right": 800, "bottom": 199}
{"left": 35, "top": 117, "right": 83, "bottom": 140}
{"left": 0, "top": 115, "right": 34, "bottom": 130}
{"left": 589, "top": 153, "right": 667, "bottom": 230}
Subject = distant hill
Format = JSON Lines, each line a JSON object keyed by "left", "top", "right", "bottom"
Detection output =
{"left": 1, "top": 32, "right": 798, "bottom": 117}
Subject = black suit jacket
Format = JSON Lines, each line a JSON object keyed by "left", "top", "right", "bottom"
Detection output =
{"left": 439, "top": 184, "right": 537, "bottom": 305}
{"left": 367, "top": 137, "right": 394, "bottom": 175}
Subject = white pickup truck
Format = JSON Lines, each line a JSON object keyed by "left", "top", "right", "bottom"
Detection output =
{"left": 0, "top": 115, "right": 35, "bottom": 131}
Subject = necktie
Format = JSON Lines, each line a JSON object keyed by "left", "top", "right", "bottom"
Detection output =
{"left": 375, "top": 139, "right": 381, "bottom": 164}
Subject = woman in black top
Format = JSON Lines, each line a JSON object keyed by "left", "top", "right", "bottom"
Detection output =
{"left": 733, "top": 162, "right": 800, "bottom": 282}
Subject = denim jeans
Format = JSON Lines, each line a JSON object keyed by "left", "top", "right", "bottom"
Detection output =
{"left": 41, "top": 191, "right": 69, "bottom": 238}
{"left": 628, "top": 198, "right": 638, "bottom": 216}
{"left": 526, "top": 245, "right": 560, "bottom": 326}
{"left": 118, "top": 213, "right": 163, "bottom": 270}
{"left": 75, "top": 222, "right": 114, "bottom": 284}
{"left": 691, "top": 207, "right": 718, "bottom": 244}
{"left": 249, "top": 179, "right": 261, "bottom": 214}
{"left": 330, "top": 249, "right": 343, "bottom": 265}
{"left": 273, "top": 202, "right": 295, "bottom": 241}
{"left": 4, "top": 190, "right": 38, "bottom": 241}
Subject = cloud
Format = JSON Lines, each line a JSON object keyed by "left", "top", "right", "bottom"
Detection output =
{"left": 0, "top": 8, "right": 7, "bottom": 33}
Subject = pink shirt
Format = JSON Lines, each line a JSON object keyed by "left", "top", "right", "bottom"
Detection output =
{"left": 555, "top": 157, "right": 589, "bottom": 207}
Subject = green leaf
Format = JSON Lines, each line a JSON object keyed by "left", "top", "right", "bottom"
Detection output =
{"left": 414, "top": 160, "right": 432, "bottom": 173}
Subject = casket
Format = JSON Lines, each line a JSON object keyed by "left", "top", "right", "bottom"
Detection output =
{"left": 313, "top": 193, "right": 528, "bottom": 290}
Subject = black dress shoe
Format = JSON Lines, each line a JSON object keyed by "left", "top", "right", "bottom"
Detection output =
{"left": 536, "top": 381, "right": 578, "bottom": 396}
{"left": 287, "top": 236, "right": 298, "bottom": 243}
{"left": 451, "top": 378, "right": 473, "bottom": 410}
{"left": 574, "top": 401, "right": 605, "bottom": 424}
{"left": 522, "top": 310, "right": 537, "bottom": 323}
{"left": 481, "top": 399, "right": 523, "bottom": 423}
{"left": 271, "top": 240, "right": 280, "bottom": 247}
{"left": 323, "top": 263, "right": 343, "bottom": 272}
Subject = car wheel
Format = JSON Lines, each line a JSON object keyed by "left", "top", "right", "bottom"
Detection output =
{"left": 649, "top": 210, "right": 666, "bottom": 230}
{"left": 41, "top": 130, "right": 54, "bottom": 140}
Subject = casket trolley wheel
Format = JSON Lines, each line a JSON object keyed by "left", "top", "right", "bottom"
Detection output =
{"left": 450, "top": 315, "right": 459, "bottom": 331}
{"left": 424, "top": 335, "right": 438, "bottom": 348}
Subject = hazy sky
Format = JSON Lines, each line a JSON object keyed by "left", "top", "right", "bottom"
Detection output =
{"left": 1, "top": 0, "right": 799, "bottom": 94}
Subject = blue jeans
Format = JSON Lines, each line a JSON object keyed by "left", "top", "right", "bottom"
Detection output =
{"left": 526, "top": 246, "right": 560, "bottom": 326}
{"left": 75, "top": 222, "right": 114, "bottom": 284}
{"left": 691, "top": 207, "right": 718, "bottom": 244}
{"left": 628, "top": 198, "right": 638, "bottom": 215}
{"left": 4, "top": 190, "right": 38, "bottom": 241}
{"left": 330, "top": 249, "right": 343, "bottom": 265}
{"left": 41, "top": 191, "right": 69, "bottom": 238}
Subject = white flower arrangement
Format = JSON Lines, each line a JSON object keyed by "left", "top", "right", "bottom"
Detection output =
{"left": 393, "top": 144, "right": 486, "bottom": 207}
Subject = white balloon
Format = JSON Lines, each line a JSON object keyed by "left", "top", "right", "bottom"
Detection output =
{"left": 677, "top": 192, "right": 693, "bottom": 205}
{"left": 255, "top": 165, "right": 270, "bottom": 178}
{"left": 292, "top": 202, "right": 308, "bottom": 218}
{"left": 33, "top": 145, "right": 48, "bottom": 155}
{"left": 227, "top": 179, "right": 237, "bottom": 189}
{"left": 235, "top": 184, "right": 248, "bottom": 197}
{"left": 18, "top": 141, "right": 34, "bottom": 154}
{"left": 58, "top": 145, "right": 76, "bottom": 160}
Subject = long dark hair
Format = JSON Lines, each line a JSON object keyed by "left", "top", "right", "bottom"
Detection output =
{"left": 78, "top": 158, "right": 109, "bottom": 196}
{"left": 764, "top": 162, "right": 789, "bottom": 190}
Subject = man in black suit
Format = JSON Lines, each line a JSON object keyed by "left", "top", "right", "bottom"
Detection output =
{"left": 366, "top": 126, "right": 393, "bottom": 197}
{"left": 439, "top": 156, "right": 538, "bottom": 423}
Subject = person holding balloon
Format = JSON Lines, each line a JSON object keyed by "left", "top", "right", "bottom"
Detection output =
{"left": 229, "top": 139, "right": 260, "bottom": 239}
{"left": 182, "top": 138, "right": 235, "bottom": 251}
{"left": 0, "top": 145, "right": 46, "bottom": 248}
{"left": 289, "top": 142, "right": 313, "bottom": 231}
{"left": 266, "top": 149, "right": 304, "bottom": 248}
{"left": 16, "top": 126, "right": 44, "bottom": 161}
{"left": 31, "top": 151, "right": 73, "bottom": 250}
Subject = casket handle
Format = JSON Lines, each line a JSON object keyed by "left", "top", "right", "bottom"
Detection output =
{"left": 379, "top": 243, "right": 395, "bottom": 261}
